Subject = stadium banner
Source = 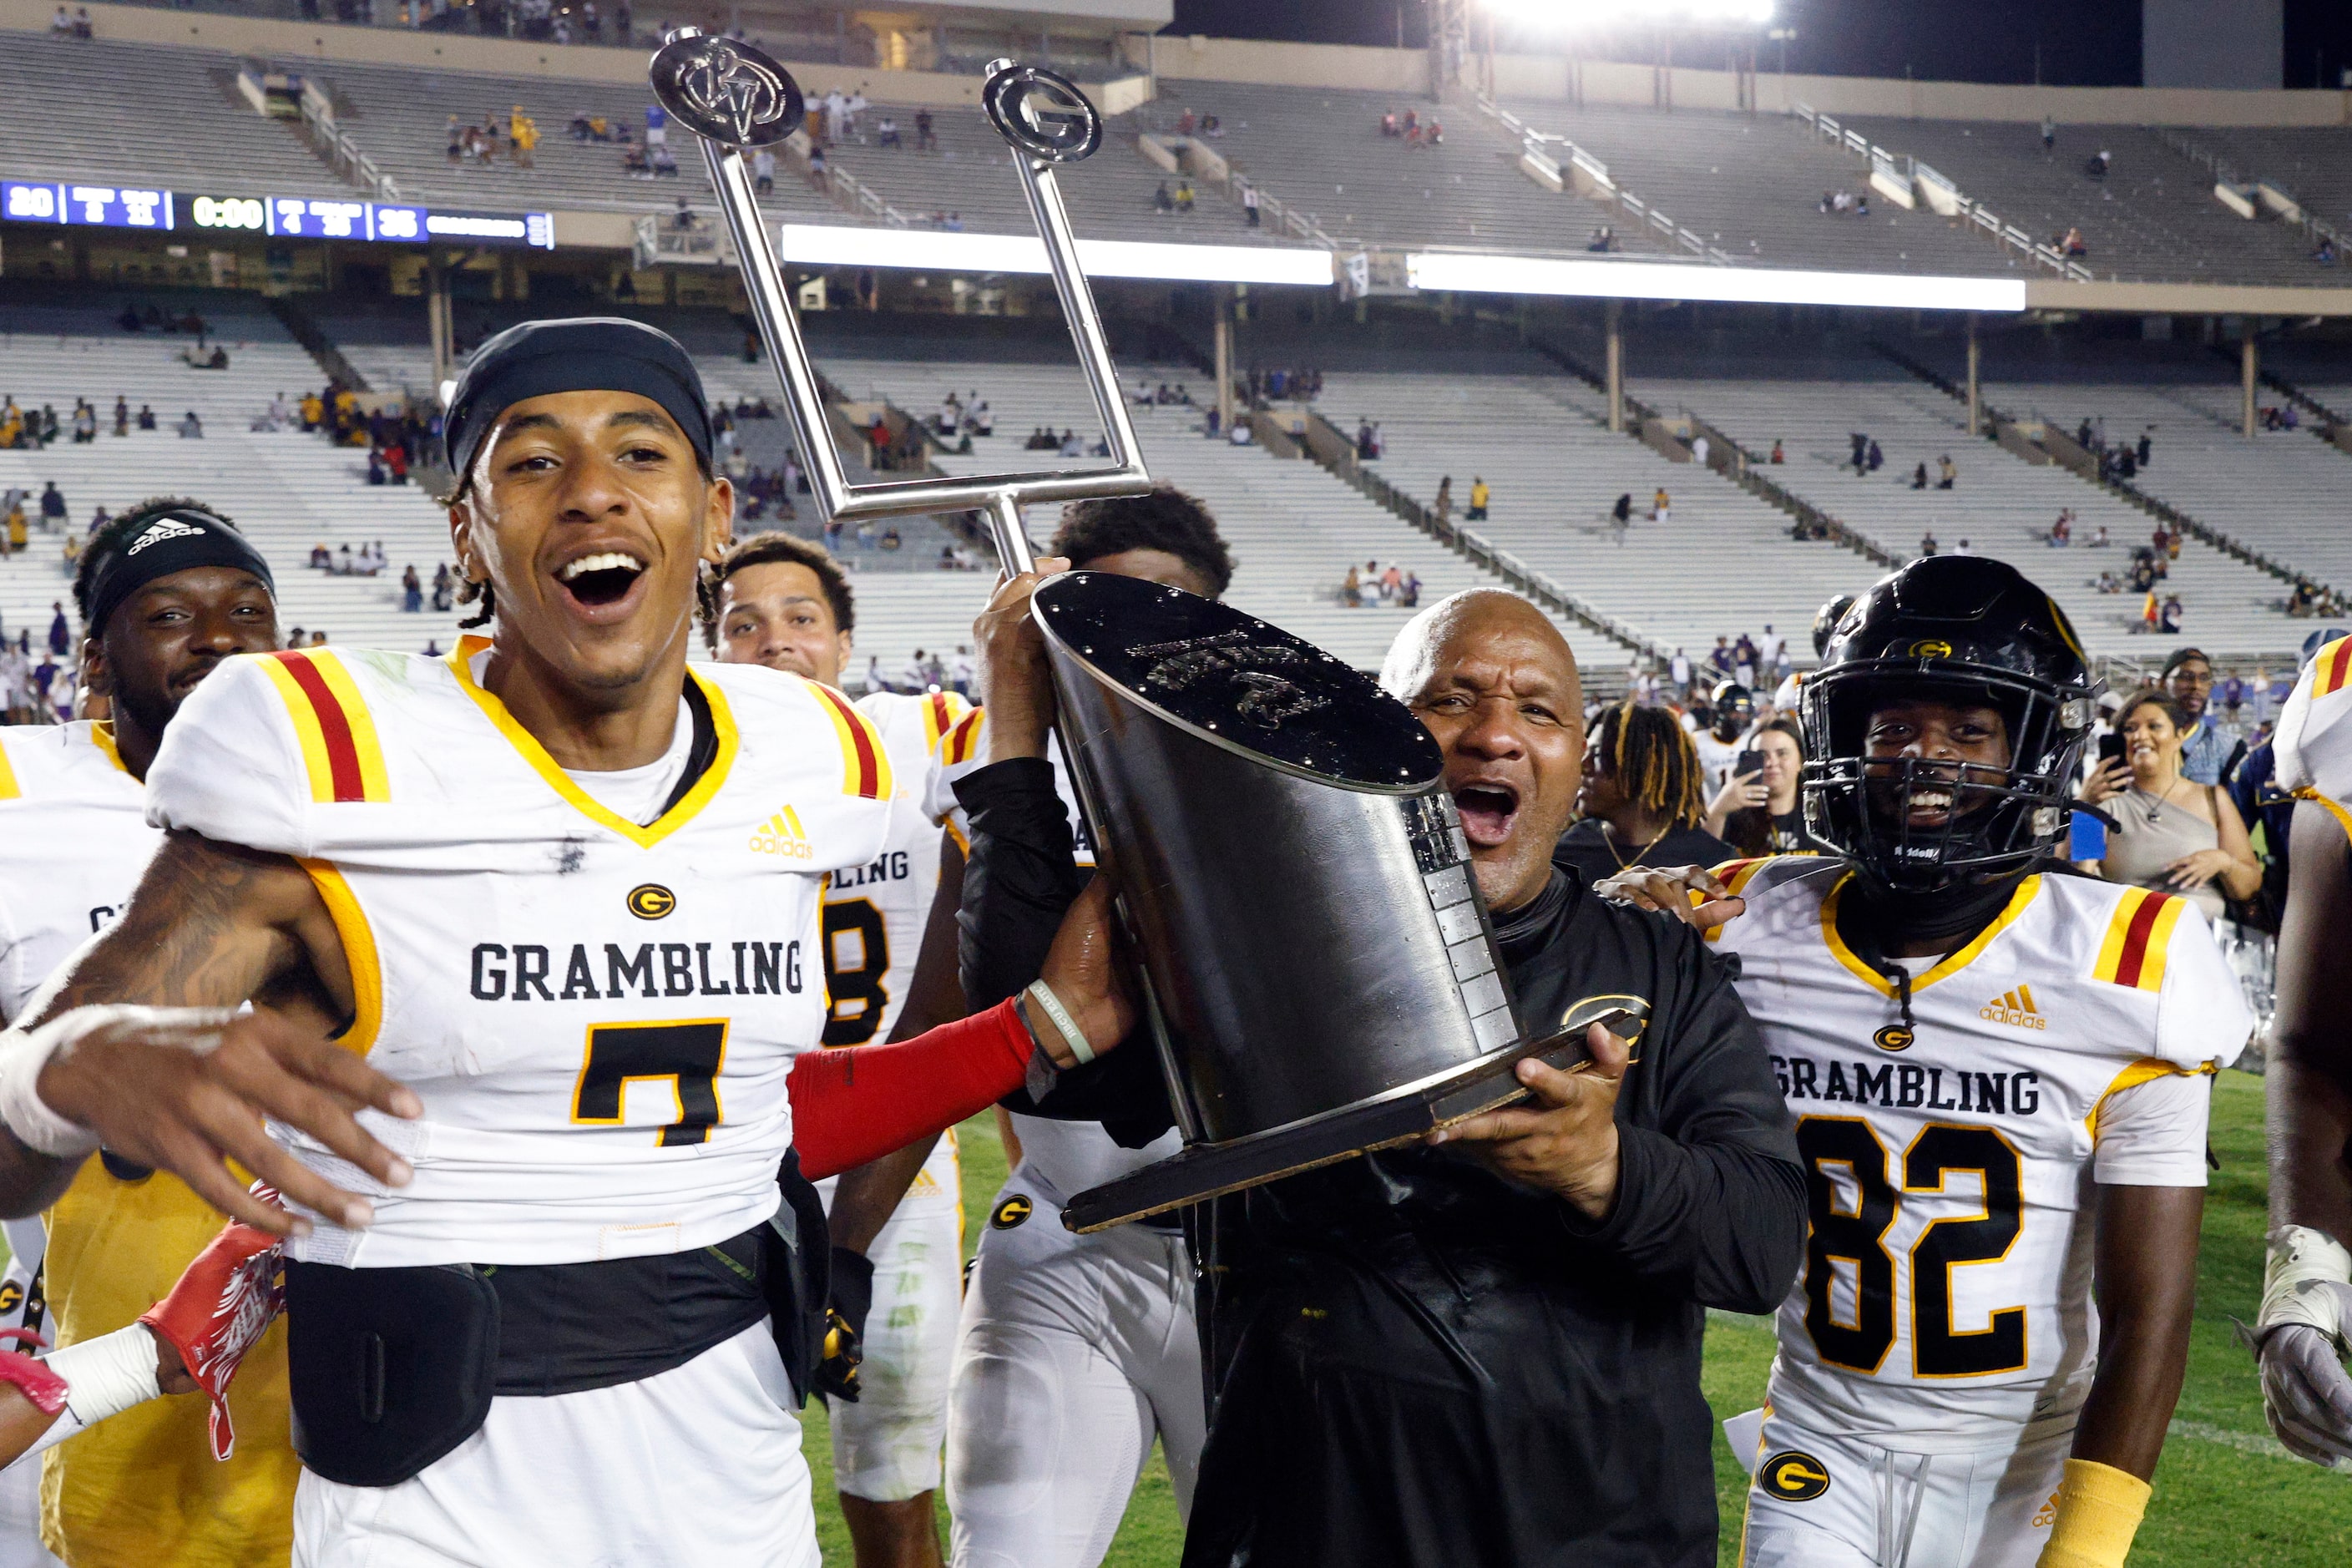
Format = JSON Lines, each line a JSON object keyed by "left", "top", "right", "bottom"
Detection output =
{"left": 1404, "top": 252, "right": 2028, "bottom": 313}
{"left": 1, "top": 180, "right": 554, "bottom": 250}
{"left": 776, "top": 222, "right": 1333, "bottom": 286}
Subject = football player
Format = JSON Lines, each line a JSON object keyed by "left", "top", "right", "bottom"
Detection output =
{"left": 0, "top": 318, "right": 1130, "bottom": 1566}
{"left": 0, "top": 497, "right": 288, "bottom": 1567}
{"left": 1608, "top": 556, "right": 2249, "bottom": 1568}
{"left": 2250, "top": 631, "right": 2352, "bottom": 1465}
{"left": 709, "top": 532, "right": 970, "bottom": 1567}
{"left": 1695, "top": 679, "right": 1760, "bottom": 799}
{"left": 942, "top": 488, "right": 1233, "bottom": 1568}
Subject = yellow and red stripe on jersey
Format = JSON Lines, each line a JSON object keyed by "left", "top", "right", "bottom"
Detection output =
{"left": 2086, "top": 1055, "right": 2217, "bottom": 1139}
{"left": 2293, "top": 787, "right": 2352, "bottom": 846}
{"left": 2092, "top": 887, "right": 2187, "bottom": 993}
{"left": 922, "top": 690, "right": 970, "bottom": 753}
{"left": 942, "top": 706, "right": 986, "bottom": 767}
{"left": 256, "top": 649, "right": 390, "bottom": 804}
{"left": 2312, "top": 635, "right": 2352, "bottom": 698}
{"left": 808, "top": 680, "right": 893, "bottom": 800}
{"left": 1698, "top": 857, "right": 1774, "bottom": 941}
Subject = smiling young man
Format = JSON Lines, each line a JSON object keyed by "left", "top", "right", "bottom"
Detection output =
{"left": 708, "top": 532, "right": 972, "bottom": 1568}
{"left": 962, "top": 577, "right": 1802, "bottom": 1567}
{"left": 1606, "top": 558, "right": 2247, "bottom": 1568}
{"left": 1, "top": 498, "right": 291, "bottom": 1568}
{"left": 0, "top": 318, "right": 1130, "bottom": 1567}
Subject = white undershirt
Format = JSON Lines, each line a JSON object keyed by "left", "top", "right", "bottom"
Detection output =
{"left": 559, "top": 700, "right": 694, "bottom": 827}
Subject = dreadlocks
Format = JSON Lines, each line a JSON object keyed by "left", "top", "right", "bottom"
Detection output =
{"left": 1592, "top": 699, "right": 1707, "bottom": 829}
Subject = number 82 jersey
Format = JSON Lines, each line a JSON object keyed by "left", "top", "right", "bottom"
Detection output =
{"left": 1709, "top": 857, "right": 2251, "bottom": 1445}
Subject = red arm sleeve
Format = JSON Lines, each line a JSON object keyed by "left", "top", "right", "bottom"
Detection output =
{"left": 787, "top": 998, "right": 1035, "bottom": 1180}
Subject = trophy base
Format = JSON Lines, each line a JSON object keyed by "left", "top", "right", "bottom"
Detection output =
{"left": 1061, "top": 1029, "right": 1592, "bottom": 1234}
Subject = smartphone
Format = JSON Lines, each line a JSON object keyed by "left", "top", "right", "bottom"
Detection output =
{"left": 2097, "top": 731, "right": 2125, "bottom": 764}
{"left": 2069, "top": 807, "right": 2109, "bottom": 861}
{"left": 1735, "top": 748, "right": 1766, "bottom": 778}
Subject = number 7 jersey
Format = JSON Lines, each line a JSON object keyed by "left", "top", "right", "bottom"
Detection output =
{"left": 1708, "top": 857, "right": 2251, "bottom": 1444}
{"left": 144, "top": 637, "right": 894, "bottom": 1270}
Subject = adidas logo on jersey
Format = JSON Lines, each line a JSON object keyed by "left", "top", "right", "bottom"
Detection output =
{"left": 124, "top": 517, "right": 206, "bottom": 554}
{"left": 1979, "top": 985, "right": 2047, "bottom": 1031}
{"left": 749, "top": 806, "right": 813, "bottom": 860}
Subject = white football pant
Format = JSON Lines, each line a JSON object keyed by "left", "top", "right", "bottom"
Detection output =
{"left": 828, "top": 1201, "right": 962, "bottom": 1502}
{"left": 945, "top": 1176, "right": 1202, "bottom": 1568}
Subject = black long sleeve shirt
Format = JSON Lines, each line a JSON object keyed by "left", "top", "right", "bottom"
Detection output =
{"left": 953, "top": 758, "right": 1807, "bottom": 1567}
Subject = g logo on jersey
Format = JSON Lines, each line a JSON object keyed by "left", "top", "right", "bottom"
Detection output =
{"left": 626, "top": 883, "right": 676, "bottom": 920}
{"left": 1760, "top": 1450, "right": 1832, "bottom": 1501}
{"left": 0, "top": 1282, "right": 19, "bottom": 1317}
{"left": 1874, "top": 1024, "right": 1915, "bottom": 1052}
{"left": 990, "top": 1195, "right": 1034, "bottom": 1231}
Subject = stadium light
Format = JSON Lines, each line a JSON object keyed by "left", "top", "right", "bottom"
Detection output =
{"left": 1485, "top": 0, "right": 1773, "bottom": 28}
{"left": 775, "top": 225, "right": 1333, "bottom": 287}
{"left": 1405, "top": 252, "right": 2026, "bottom": 313}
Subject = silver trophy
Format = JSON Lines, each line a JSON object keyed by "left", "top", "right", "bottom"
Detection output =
{"left": 650, "top": 37, "right": 1583, "bottom": 1231}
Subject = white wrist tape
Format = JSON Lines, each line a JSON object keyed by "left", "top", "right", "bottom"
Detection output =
{"left": 0, "top": 1006, "right": 235, "bottom": 1161}
{"left": 1024, "top": 980, "right": 1095, "bottom": 1065}
{"left": 47, "top": 1323, "right": 162, "bottom": 1429}
{"left": 2260, "top": 1225, "right": 2352, "bottom": 1341}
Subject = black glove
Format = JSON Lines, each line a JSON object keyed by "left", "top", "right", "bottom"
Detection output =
{"left": 814, "top": 1245, "right": 875, "bottom": 1404}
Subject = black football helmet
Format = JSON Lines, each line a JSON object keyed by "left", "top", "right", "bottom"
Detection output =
{"left": 1812, "top": 593, "right": 1856, "bottom": 659}
{"left": 1709, "top": 680, "right": 1755, "bottom": 739}
{"left": 1799, "top": 556, "right": 2096, "bottom": 892}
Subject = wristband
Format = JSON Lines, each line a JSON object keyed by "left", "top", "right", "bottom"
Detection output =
{"left": 1024, "top": 980, "right": 1095, "bottom": 1065}
{"left": 2035, "top": 1458, "right": 2150, "bottom": 1568}
{"left": 47, "top": 1323, "right": 163, "bottom": 1428}
{"left": 0, "top": 1007, "right": 240, "bottom": 1160}
{"left": 2258, "top": 1225, "right": 2352, "bottom": 1343}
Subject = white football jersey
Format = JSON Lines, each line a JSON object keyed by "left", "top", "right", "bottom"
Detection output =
{"left": 937, "top": 708, "right": 1181, "bottom": 1200}
{"left": 817, "top": 689, "right": 974, "bottom": 1221}
{"left": 2275, "top": 635, "right": 2352, "bottom": 834}
{"left": 0, "top": 721, "right": 156, "bottom": 1024}
{"left": 1710, "top": 856, "right": 2250, "bottom": 1446}
{"left": 145, "top": 638, "right": 893, "bottom": 1269}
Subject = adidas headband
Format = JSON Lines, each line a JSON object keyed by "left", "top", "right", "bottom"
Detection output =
{"left": 80, "top": 510, "right": 276, "bottom": 639}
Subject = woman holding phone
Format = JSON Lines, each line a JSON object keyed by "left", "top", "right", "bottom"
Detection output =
{"left": 1702, "top": 717, "right": 1819, "bottom": 856}
{"left": 2076, "top": 687, "right": 2259, "bottom": 920}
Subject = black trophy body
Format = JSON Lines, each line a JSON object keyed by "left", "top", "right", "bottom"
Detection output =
{"left": 1034, "top": 574, "right": 1574, "bottom": 1231}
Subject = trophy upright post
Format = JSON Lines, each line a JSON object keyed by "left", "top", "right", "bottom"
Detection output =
{"left": 648, "top": 32, "right": 1153, "bottom": 567}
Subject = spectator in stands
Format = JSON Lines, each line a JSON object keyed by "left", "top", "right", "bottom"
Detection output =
{"left": 1152, "top": 180, "right": 1175, "bottom": 213}
{"left": 2137, "top": 428, "right": 2152, "bottom": 467}
{"left": 651, "top": 142, "right": 679, "bottom": 176}
{"left": 878, "top": 115, "right": 901, "bottom": 149}
{"left": 310, "top": 630, "right": 328, "bottom": 647}
{"left": 2041, "top": 114, "right": 2056, "bottom": 154}
{"left": 751, "top": 146, "right": 775, "bottom": 195}
{"left": 1175, "top": 178, "right": 1196, "bottom": 213}
{"left": 910, "top": 108, "right": 937, "bottom": 151}
{"left": 432, "top": 564, "right": 455, "bottom": 613}
{"left": 2076, "top": 689, "right": 2257, "bottom": 921}
{"left": 1651, "top": 486, "right": 1670, "bottom": 523}
{"left": 806, "top": 144, "right": 827, "bottom": 188}
{"left": 47, "top": 603, "right": 70, "bottom": 658}
{"left": 176, "top": 410, "right": 202, "bottom": 439}
{"left": 1936, "top": 454, "right": 1956, "bottom": 489}
{"left": 2051, "top": 509, "right": 2073, "bottom": 547}
{"left": 3, "top": 503, "right": 24, "bottom": 558}
{"left": 511, "top": 109, "right": 539, "bottom": 169}
{"left": 1341, "top": 564, "right": 1363, "bottom": 607}
{"left": 1705, "top": 717, "right": 1818, "bottom": 856}
{"left": 1586, "top": 226, "right": 1616, "bottom": 253}
{"left": 48, "top": 4, "right": 71, "bottom": 36}
{"left": 1769, "top": 439, "right": 1783, "bottom": 463}
{"left": 1910, "top": 460, "right": 1929, "bottom": 491}
{"left": 1611, "top": 492, "right": 1632, "bottom": 537}
{"left": 367, "top": 449, "right": 387, "bottom": 486}
{"left": 38, "top": 483, "right": 67, "bottom": 532}
{"left": 2061, "top": 226, "right": 2087, "bottom": 257}
{"left": 1865, "top": 438, "right": 1882, "bottom": 472}
{"left": 1555, "top": 700, "right": 1733, "bottom": 883}
{"left": 2316, "top": 236, "right": 2339, "bottom": 266}
{"left": 2086, "top": 150, "right": 2111, "bottom": 180}
{"left": 1466, "top": 477, "right": 1490, "bottom": 520}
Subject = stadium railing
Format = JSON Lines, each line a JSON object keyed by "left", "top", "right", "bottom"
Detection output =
{"left": 1474, "top": 95, "right": 1730, "bottom": 266}
{"left": 1793, "top": 103, "right": 2094, "bottom": 282}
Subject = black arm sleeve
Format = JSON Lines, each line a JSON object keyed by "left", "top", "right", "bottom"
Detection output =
{"left": 1561, "top": 942, "right": 1806, "bottom": 1315}
{"left": 953, "top": 759, "right": 1175, "bottom": 1140}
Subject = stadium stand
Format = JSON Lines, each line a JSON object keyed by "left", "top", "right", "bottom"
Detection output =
{"left": 1610, "top": 334, "right": 2294, "bottom": 656}
{"left": 812, "top": 348, "right": 1624, "bottom": 670}
{"left": 2178, "top": 126, "right": 2352, "bottom": 263}
{"left": 1307, "top": 356, "right": 1871, "bottom": 660}
{"left": 1922, "top": 336, "right": 2352, "bottom": 604}
{"left": 1495, "top": 99, "right": 2007, "bottom": 276}
{"left": 0, "top": 301, "right": 464, "bottom": 655}
{"left": 0, "top": 35, "right": 356, "bottom": 199}
{"left": 1839, "top": 117, "right": 2318, "bottom": 284}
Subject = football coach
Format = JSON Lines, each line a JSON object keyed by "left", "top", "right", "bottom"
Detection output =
{"left": 955, "top": 574, "right": 1806, "bottom": 1567}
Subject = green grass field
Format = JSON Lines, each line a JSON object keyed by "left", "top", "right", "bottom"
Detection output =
{"left": 805, "top": 1077, "right": 2352, "bottom": 1565}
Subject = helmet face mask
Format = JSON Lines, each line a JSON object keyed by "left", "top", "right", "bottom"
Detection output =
{"left": 1800, "top": 559, "right": 2094, "bottom": 894}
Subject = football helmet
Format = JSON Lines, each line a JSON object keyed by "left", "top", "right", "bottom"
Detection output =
{"left": 1708, "top": 680, "right": 1755, "bottom": 740}
{"left": 1800, "top": 556, "right": 2095, "bottom": 892}
{"left": 1812, "top": 594, "right": 1856, "bottom": 659}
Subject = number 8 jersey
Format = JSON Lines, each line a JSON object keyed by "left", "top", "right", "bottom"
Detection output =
{"left": 1709, "top": 857, "right": 2250, "bottom": 1444}
{"left": 144, "top": 638, "right": 893, "bottom": 1270}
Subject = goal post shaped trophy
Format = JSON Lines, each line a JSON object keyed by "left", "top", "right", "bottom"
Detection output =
{"left": 648, "top": 33, "right": 1586, "bottom": 1233}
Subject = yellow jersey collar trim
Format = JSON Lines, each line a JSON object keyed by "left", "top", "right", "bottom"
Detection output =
{"left": 1818, "top": 871, "right": 2043, "bottom": 998}
{"left": 446, "top": 635, "right": 739, "bottom": 849}
{"left": 88, "top": 721, "right": 127, "bottom": 774}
